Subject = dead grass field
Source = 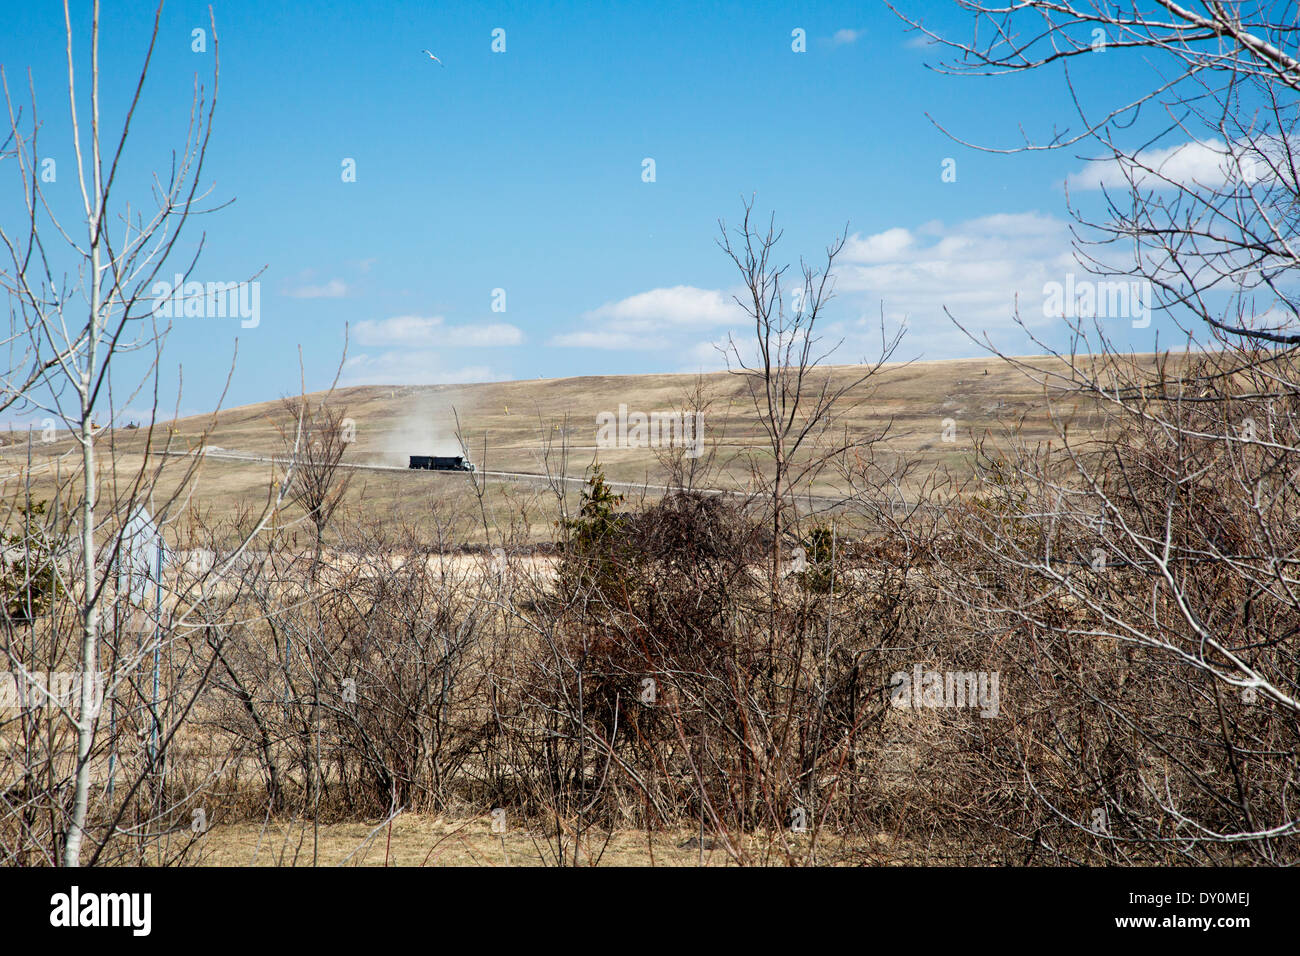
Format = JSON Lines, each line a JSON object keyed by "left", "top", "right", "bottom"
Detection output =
{"left": 195, "top": 814, "right": 900, "bottom": 866}
{"left": 0, "top": 353, "right": 1141, "bottom": 542}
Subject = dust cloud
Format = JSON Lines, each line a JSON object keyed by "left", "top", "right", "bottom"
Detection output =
{"left": 377, "top": 390, "right": 471, "bottom": 465}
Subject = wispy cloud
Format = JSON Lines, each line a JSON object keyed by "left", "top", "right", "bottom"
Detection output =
{"left": 550, "top": 329, "right": 670, "bottom": 350}
{"left": 832, "top": 28, "right": 863, "bottom": 46}
{"left": 586, "top": 285, "right": 738, "bottom": 328}
{"left": 680, "top": 335, "right": 740, "bottom": 372}
{"left": 836, "top": 212, "right": 1074, "bottom": 335}
{"left": 551, "top": 285, "right": 742, "bottom": 350}
{"left": 843, "top": 227, "right": 914, "bottom": 263}
{"left": 1066, "top": 138, "right": 1277, "bottom": 191}
{"left": 557, "top": 215, "right": 1083, "bottom": 365}
{"left": 354, "top": 315, "right": 523, "bottom": 348}
{"left": 340, "top": 352, "right": 498, "bottom": 386}
{"left": 678, "top": 212, "right": 1080, "bottom": 364}
{"left": 286, "top": 278, "right": 349, "bottom": 299}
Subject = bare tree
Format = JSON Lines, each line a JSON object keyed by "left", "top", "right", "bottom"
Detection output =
{"left": 0, "top": 2, "right": 314, "bottom": 867}
{"left": 278, "top": 397, "right": 353, "bottom": 583}
{"left": 0, "top": 0, "right": 226, "bottom": 866}
{"left": 885, "top": 0, "right": 1300, "bottom": 860}
{"left": 717, "top": 198, "right": 904, "bottom": 597}
{"left": 716, "top": 198, "right": 908, "bottom": 838}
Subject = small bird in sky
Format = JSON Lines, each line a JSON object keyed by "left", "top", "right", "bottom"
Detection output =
{"left": 421, "top": 49, "right": 443, "bottom": 65}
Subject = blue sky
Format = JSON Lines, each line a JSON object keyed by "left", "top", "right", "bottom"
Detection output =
{"left": 1, "top": 0, "right": 1201, "bottom": 423}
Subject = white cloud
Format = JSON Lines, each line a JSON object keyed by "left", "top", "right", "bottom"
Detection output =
{"left": 1067, "top": 138, "right": 1270, "bottom": 191}
{"left": 832, "top": 29, "right": 863, "bottom": 46}
{"left": 552, "top": 285, "right": 742, "bottom": 350}
{"left": 286, "top": 278, "right": 349, "bottom": 299}
{"left": 680, "top": 335, "right": 747, "bottom": 372}
{"left": 554, "top": 214, "right": 1087, "bottom": 364}
{"left": 549, "top": 329, "right": 670, "bottom": 350}
{"left": 354, "top": 315, "right": 523, "bottom": 348}
{"left": 843, "top": 227, "right": 914, "bottom": 263}
{"left": 581, "top": 285, "right": 742, "bottom": 330}
{"left": 340, "top": 352, "right": 498, "bottom": 386}
{"left": 834, "top": 212, "right": 1079, "bottom": 355}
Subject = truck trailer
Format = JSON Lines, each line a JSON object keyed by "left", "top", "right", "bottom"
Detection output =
{"left": 409, "top": 455, "right": 476, "bottom": 472}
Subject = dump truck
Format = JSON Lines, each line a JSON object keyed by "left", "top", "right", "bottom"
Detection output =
{"left": 409, "top": 455, "right": 476, "bottom": 472}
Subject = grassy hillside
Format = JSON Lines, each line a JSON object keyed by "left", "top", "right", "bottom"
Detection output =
{"left": 1, "top": 354, "right": 1120, "bottom": 542}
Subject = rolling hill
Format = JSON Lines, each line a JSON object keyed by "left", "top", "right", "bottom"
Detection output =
{"left": 1, "top": 354, "right": 1127, "bottom": 542}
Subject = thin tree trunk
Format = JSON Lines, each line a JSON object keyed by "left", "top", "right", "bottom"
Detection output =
{"left": 64, "top": 270, "right": 100, "bottom": 867}
{"left": 64, "top": 0, "right": 104, "bottom": 862}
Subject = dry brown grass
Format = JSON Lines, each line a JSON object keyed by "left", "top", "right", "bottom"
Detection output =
{"left": 195, "top": 814, "right": 899, "bottom": 866}
{"left": 0, "top": 354, "right": 1127, "bottom": 543}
